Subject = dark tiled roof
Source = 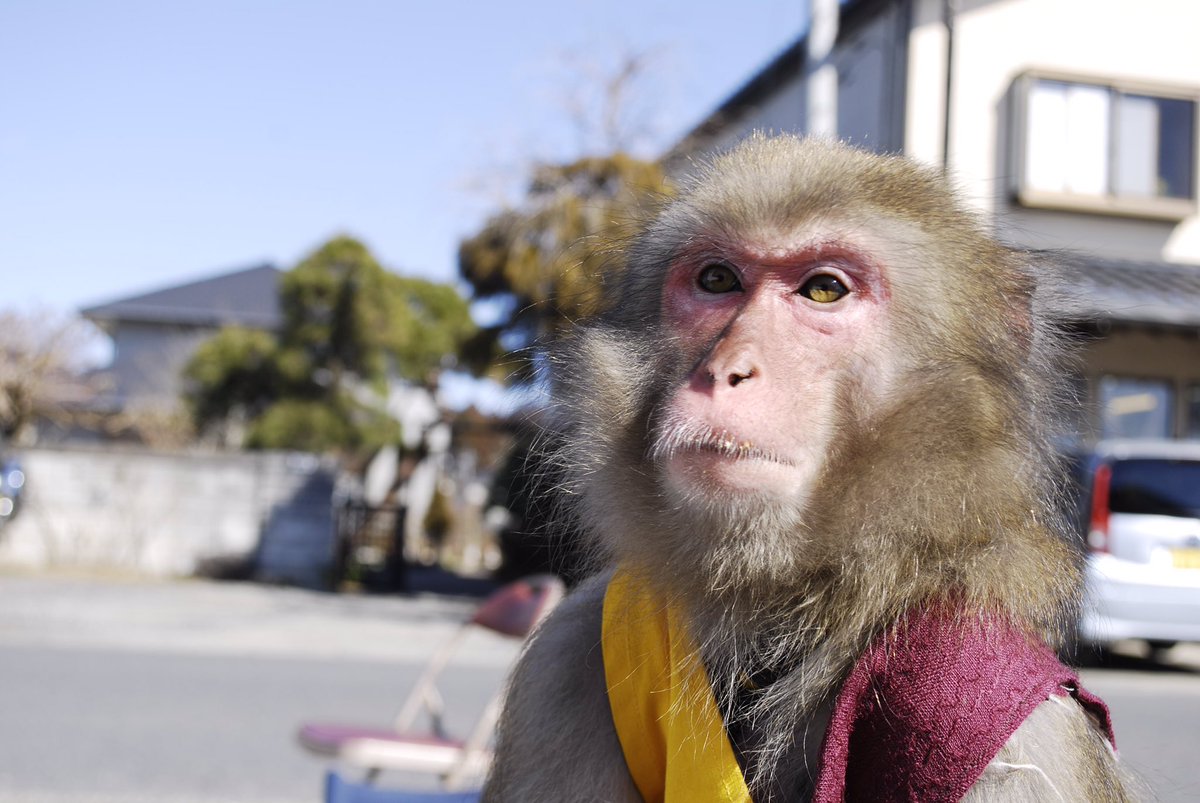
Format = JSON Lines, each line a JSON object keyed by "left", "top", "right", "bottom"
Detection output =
{"left": 1055, "top": 254, "right": 1200, "bottom": 328}
{"left": 81, "top": 263, "right": 283, "bottom": 330}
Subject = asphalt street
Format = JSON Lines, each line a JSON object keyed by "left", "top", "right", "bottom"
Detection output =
{"left": 0, "top": 571, "right": 515, "bottom": 803}
{"left": 0, "top": 571, "right": 1197, "bottom": 802}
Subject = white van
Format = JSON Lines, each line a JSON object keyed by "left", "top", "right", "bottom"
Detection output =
{"left": 1070, "top": 440, "right": 1200, "bottom": 650}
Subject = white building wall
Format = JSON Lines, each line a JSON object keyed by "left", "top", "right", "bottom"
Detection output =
{"left": 906, "top": 0, "right": 1200, "bottom": 262}
{"left": 905, "top": 0, "right": 949, "bottom": 166}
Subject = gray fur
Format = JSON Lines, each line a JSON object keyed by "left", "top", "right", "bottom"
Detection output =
{"left": 484, "top": 573, "right": 639, "bottom": 802}
{"left": 965, "top": 696, "right": 1143, "bottom": 802}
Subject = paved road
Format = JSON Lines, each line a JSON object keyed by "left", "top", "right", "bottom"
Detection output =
{"left": 0, "top": 571, "right": 516, "bottom": 803}
{"left": 0, "top": 571, "right": 1197, "bottom": 802}
{"left": 1080, "top": 650, "right": 1200, "bottom": 802}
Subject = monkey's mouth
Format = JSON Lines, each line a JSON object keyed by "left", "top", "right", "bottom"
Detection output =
{"left": 652, "top": 424, "right": 795, "bottom": 467}
{"left": 694, "top": 436, "right": 792, "bottom": 464}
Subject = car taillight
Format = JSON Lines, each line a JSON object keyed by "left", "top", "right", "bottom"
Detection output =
{"left": 1088, "top": 463, "right": 1112, "bottom": 553}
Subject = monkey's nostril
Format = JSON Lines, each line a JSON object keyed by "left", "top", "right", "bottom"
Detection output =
{"left": 728, "top": 368, "right": 755, "bottom": 387}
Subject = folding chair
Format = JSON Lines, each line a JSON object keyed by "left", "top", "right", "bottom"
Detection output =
{"left": 323, "top": 769, "right": 481, "bottom": 803}
{"left": 298, "top": 574, "right": 565, "bottom": 795}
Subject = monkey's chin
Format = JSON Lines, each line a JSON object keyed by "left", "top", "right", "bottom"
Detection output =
{"left": 661, "top": 450, "right": 808, "bottom": 501}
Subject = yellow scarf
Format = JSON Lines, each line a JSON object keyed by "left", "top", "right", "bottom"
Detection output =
{"left": 602, "top": 569, "right": 753, "bottom": 802}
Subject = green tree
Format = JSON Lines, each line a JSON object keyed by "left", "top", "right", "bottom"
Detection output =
{"left": 458, "top": 153, "right": 672, "bottom": 380}
{"left": 186, "top": 235, "right": 475, "bottom": 453}
{"left": 186, "top": 326, "right": 279, "bottom": 429}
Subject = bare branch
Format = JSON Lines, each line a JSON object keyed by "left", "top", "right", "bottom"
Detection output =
{"left": 0, "top": 309, "right": 108, "bottom": 442}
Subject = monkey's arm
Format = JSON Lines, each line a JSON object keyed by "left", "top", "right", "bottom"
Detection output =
{"left": 964, "top": 695, "right": 1140, "bottom": 802}
{"left": 483, "top": 573, "right": 640, "bottom": 802}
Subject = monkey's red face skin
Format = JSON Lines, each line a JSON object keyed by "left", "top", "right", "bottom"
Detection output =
{"left": 656, "top": 232, "right": 893, "bottom": 502}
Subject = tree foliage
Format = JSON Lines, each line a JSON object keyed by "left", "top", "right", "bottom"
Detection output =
{"left": 458, "top": 153, "right": 672, "bottom": 379}
{"left": 185, "top": 235, "right": 475, "bottom": 453}
{"left": 186, "top": 326, "right": 279, "bottom": 429}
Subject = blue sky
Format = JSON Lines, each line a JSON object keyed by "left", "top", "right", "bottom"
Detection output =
{"left": 1, "top": 1, "right": 807, "bottom": 316}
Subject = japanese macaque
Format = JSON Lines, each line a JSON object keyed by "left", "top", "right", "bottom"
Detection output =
{"left": 484, "top": 135, "right": 1134, "bottom": 801}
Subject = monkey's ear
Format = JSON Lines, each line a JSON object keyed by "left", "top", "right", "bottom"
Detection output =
{"left": 1008, "top": 285, "right": 1035, "bottom": 354}
{"left": 1005, "top": 252, "right": 1040, "bottom": 355}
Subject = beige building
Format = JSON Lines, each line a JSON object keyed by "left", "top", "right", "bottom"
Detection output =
{"left": 671, "top": 0, "right": 1200, "bottom": 441}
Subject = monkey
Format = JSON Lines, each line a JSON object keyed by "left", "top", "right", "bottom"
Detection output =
{"left": 483, "top": 135, "right": 1136, "bottom": 802}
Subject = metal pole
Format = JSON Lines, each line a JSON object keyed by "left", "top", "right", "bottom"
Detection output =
{"left": 807, "top": 0, "right": 840, "bottom": 139}
{"left": 942, "top": 0, "right": 956, "bottom": 170}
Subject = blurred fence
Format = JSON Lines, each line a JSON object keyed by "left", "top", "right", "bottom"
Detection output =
{"left": 334, "top": 501, "right": 409, "bottom": 592}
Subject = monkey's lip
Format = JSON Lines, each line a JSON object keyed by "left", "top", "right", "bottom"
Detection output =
{"left": 679, "top": 435, "right": 796, "bottom": 467}
{"left": 661, "top": 435, "right": 803, "bottom": 496}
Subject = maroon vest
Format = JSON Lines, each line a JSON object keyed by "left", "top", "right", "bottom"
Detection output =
{"left": 811, "top": 607, "right": 1114, "bottom": 803}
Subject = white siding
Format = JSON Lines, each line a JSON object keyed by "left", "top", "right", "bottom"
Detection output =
{"left": 905, "top": 0, "right": 1200, "bottom": 262}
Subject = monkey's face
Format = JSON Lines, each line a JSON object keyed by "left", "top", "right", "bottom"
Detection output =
{"left": 649, "top": 225, "right": 897, "bottom": 518}
{"left": 570, "top": 137, "right": 1048, "bottom": 589}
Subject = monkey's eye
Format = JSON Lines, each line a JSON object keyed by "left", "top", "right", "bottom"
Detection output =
{"left": 797, "top": 274, "right": 849, "bottom": 303}
{"left": 697, "top": 263, "right": 742, "bottom": 293}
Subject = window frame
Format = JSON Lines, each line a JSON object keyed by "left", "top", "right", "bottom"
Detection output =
{"left": 1011, "top": 70, "right": 1200, "bottom": 221}
{"left": 1185, "top": 383, "right": 1200, "bottom": 441}
{"left": 1097, "top": 374, "right": 1176, "bottom": 440}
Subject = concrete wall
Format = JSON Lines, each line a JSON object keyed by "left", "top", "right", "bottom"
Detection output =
{"left": 0, "top": 445, "right": 336, "bottom": 587}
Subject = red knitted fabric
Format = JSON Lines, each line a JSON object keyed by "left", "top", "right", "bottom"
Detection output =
{"left": 811, "top": 606, "right": 1114, "bottom": 803}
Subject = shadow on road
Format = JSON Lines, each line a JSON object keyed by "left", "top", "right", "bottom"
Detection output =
{"left": 1077, "top": 644, "right": 1200, "bottom": 675}
{"left": 402, "top": 565, "right": 502, "bottom": 599}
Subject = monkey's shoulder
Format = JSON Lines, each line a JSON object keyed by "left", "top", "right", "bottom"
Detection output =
{"left": 967, "top": 695, "right": 1139, "bottom": 802}
{"left": 528, "top": 571, "right": 609, "bottom": 668}
{"left": 815, "top": 608, "right": 1123, "bottom": 802}
{"left": 486, "top": 572, "right": 637, "bottom": 801}
{"left": 504, "top": 571, "right": 610, "bottom": 713}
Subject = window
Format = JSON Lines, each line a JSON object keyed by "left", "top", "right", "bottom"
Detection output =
{"left": 1186, "top": 384, "right": 1200, "bottom": 440}
{"left": 1108, "top": 459, "right": 1200, "bottom": 518}
{"left": 1015, "top": 74, "right": 1198, "bottom": 219}
{"left": 1099, "top": 376, "right": 1173, "bottom": 439}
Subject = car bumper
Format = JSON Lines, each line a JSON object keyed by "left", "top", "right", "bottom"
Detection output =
{"left": 1079, "top": 553, "right": 1200, "bottom": 644}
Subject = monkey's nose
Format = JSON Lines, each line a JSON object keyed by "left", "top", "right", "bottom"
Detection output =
{"left": 727, "top": 367, "right": 755, "bottom": 387}
{"left": 706, "top": 366, "right": 755, "bottom": 387}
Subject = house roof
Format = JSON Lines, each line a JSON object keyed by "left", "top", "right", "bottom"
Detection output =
{"left": 81, "top": 263, "right": 284, "bottom": 330}
{"left": 1061, "top": 254, "right": 1200, "bottom": 329}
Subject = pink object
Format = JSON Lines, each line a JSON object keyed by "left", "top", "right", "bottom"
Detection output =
{"left": 470, "top": 577, "right": 562, "bottom": 637}
{"left": 812, "top": 605, "right": 1114, "bottom": 803}
{"left": 298, "top": 723, "right": 462, "bottom": 755}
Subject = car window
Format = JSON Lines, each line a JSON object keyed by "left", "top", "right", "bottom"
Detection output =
{"left": 1109, "top": 459, "right": 1200, "bottom": 518}
{"left": 1061, "top": 454, "right": 1090, "bottom": 533}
